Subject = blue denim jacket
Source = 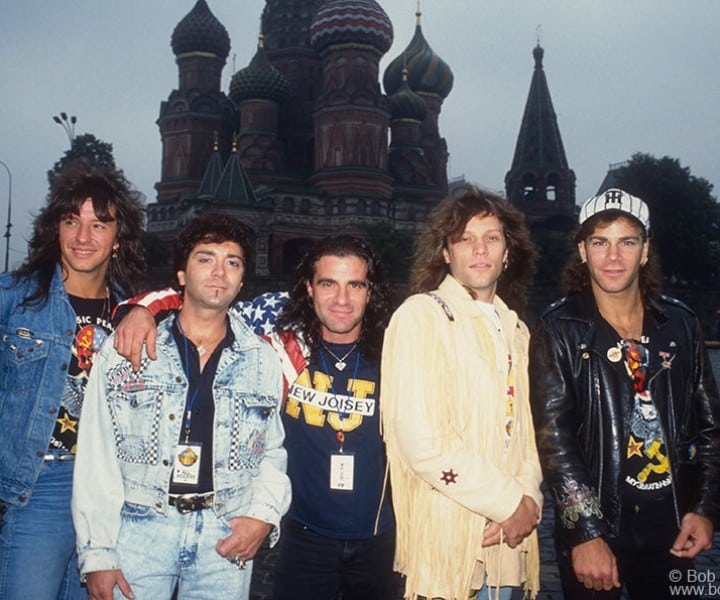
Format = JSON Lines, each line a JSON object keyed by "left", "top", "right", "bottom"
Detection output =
{"left": 0, "top": 267, "right": 111, "bottom": 506}
{"left": 72, "top": 311, "right": 290, "bottom": 576}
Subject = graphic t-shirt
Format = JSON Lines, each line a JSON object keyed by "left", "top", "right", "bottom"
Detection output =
{"left": 282, "top": 341, "right": 393, "bottom": 539}
{"left": 48, "top": 295, "right": 113, "bottom": 455}
{"left": 619, "top": 338, "right": 672, "bottom": 500}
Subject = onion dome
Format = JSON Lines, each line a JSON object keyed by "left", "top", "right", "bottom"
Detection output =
{"left": 388, "top": 69, "right": 427, "bottom": 121}
{"left": 383, "top": 7, "right": 453, "bottom": 99}
{"left": 171, "top": 0, "right": 230, "bottom": 60}
{"left": 310, "top": 0, "right": 393, "bottom": 54}
{"left": 229, "top": 35, "right": 290, "bottom": 104}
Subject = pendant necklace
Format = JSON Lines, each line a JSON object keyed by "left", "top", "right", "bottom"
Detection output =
{"left": 318, "top": 348, "right": 361, "bottom": 449}
{"left": 320, "top": 342, "right": 358, "bottom": 371}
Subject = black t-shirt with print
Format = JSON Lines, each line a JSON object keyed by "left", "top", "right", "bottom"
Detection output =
{"left": 597, "top": 317, "right": 672, "bottom": 503}
{"left": 48, "top": 295, "right": 113, "bottom": 455}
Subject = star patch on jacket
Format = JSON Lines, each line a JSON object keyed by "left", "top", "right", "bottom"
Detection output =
{"left": 440, "top": 469, "right": 458, "bottom": 485}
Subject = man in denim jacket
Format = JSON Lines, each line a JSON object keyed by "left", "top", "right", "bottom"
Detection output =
{"left": 72, "top": 213, "right": 290, "bottom": 599}
{"left": 0, "top": 159, "right": 145, "bottom": 599}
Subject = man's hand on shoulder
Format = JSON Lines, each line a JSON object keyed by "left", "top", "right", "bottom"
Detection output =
{"left": 113, "top": 306, "right": 157, "bottom": 371}
{"left": 571, "top": 537, "right": 620, "bottom": 591}
{"left": 86, "top": 569, "right": 134, "bottom": 600}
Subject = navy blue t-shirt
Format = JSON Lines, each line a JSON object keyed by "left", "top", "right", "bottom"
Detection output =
{"left": 282, "top": 341, "right": 393, "bottom": 539}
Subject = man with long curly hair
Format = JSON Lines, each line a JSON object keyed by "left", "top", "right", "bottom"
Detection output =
{"left": 111, "top": 234, "right": 399, "bottom": 599}
{"left": 0, "top": 159, "right": 145, "bottom": 599}
{"left": 381, "top": 187, "right": 543, "bottom": 600}
{"left": 529, "top": 189, "right": 720, "bottom": 599}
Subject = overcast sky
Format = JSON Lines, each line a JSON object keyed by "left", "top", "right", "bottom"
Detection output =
{"left": 1, "top": 1, "right": 718, "bottom": 270}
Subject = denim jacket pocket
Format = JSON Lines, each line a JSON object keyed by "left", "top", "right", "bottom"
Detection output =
{"left": 225, "top": 392, "right": 277, "bottom": 471}
{"left": 0, "top": 329, "right": 52, "bottom": 393}
{"left": 109, "top": 386, "right": 170, "bottom": 465}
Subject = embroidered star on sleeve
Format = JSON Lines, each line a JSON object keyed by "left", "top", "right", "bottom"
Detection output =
{"left": 440, "top": 469, "right": 458, "bottom": 485}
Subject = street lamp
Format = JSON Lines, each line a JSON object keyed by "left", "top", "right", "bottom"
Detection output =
{"left": 52, "top": 112, "right": 77, "bottom": 147}
{"left": 0, "top": 160, "right": 12, "bottom": 272}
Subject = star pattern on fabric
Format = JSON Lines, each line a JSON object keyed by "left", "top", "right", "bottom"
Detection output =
{"left": 242, "top": 292, "right": 289, "bottom": 336}
{"left": 627, "top": 434, "right": 644, "bottom": 458}
{"left": 440, "top": 469, "right": 458, "bottom": 485}
{"left": 56, "top": 413, "right": 78, "bottom": 434}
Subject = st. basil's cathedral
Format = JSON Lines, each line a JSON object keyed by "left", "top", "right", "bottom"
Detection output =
{"left": 146, "top": 0, "right": 575, "bottom": 281}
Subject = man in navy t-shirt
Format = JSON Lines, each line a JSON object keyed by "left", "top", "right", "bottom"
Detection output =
{"left": 269, "top": 235, "right": 397, "bottom": 600}
{"left": 112, "top": 234, "right": 400, "bottom": 600}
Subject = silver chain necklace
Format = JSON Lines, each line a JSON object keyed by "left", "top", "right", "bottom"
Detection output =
{"left": 321, "top": 342, "right": 359, "bottom": 371}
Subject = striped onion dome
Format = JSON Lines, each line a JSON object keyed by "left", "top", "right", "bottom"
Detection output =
{"left": 309, "top": 0, "right": 393, "bottom": 54}
{"left": 383, "top": 8, "right": 453, "bottom": 99}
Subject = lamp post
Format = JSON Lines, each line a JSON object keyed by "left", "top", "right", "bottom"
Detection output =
{"left": 0, "top": 160, "right": 12, "bottom": 272}
{"left": 52, "top": 112, "right": 77, "bottom": 147}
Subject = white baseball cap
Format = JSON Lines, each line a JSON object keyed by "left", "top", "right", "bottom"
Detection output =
{"left": 578, "top": 188, "right": 650, "bottom": 230}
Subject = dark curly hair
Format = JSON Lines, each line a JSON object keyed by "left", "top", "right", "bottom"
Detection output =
{"left": 410, "top": 186, "right": 537, "bottom": 315}
{"left": 13, "top": 158, "right": 145, "bottom": 307}
{"left": 276, "top": 235, "right": 391, "bottom": 362}
{"left": 173, "top": 212, "right": 254, "bottom": 303}
{"left": 562, "top": 211, "right": 662, "bottom": 303}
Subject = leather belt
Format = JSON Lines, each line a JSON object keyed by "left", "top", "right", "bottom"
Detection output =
{"left": 168, "top": 493, "right": 214, "bottom": 514}
{"left": 43, "top": 453, "right": 75, "bottom": 461}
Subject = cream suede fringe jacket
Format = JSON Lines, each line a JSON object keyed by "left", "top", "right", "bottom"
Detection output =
{"left": 381, "top": 275, "right": 542, "bottom": 600}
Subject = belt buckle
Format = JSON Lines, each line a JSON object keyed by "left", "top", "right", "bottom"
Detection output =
{"left": 175, "top": 494, "right": 196, "bottom": 515}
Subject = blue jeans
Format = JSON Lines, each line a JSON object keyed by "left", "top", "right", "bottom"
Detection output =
{"left": 475, "top": 580, "right": 514, "bottom": 599}
{"left": 0, "top": 458, "right": 87, "bottom": 599}
{"left": 418, "top": 580, "right": 516, "bottom": 600}
{"left": 272, "top": 519, "right": 399, "bottom": 600}
{"left": 114, "top": 501, "right": 251, "bottom": 599}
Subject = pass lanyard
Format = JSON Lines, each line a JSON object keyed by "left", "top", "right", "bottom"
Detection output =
{"left": 318, "top": 347, "right": 361, "bottom": 451}
{"left": 181, "top": 329, "right": 203, "bottom": 444}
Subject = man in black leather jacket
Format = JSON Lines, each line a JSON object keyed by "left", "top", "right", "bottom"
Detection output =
{"left": 530, "top": 189, "right": 720, "bottom": 599}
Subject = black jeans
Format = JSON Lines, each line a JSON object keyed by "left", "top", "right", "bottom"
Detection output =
{"left": 558, "top": 496, "right": 696, "bottom": 599}
{"left": 272, "top": 519, "right": 400, "bottom": 600}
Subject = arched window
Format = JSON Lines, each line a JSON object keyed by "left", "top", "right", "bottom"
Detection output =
{"left": 522, "top": 173, "right": 537, "bottom": 202}
{"left": 546, "top": 173, "right": 561, "bottom": 202}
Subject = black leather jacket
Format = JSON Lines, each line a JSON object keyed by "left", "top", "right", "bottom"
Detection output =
{"left": 529, "top": 291, "right": 720, "bottom": 549}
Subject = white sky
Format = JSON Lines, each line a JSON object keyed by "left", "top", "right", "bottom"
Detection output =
{"left": 1, "top": 1, "right": 718, "bottom": 270}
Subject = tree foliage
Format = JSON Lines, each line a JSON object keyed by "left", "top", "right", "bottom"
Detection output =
{"left": 530, "top": 225, "right": 574, "bottom": 291}
{"left": 612, "top": 153, "right": 719, "bottom": 287}
{"left": 47, "top": 133, "right": 116, "bottom": 188}
{"left": 143, "top": 232, "right": 171, "bottom": 269}
{"left": 359, "top": 222, "right": 415, "bottom": 283}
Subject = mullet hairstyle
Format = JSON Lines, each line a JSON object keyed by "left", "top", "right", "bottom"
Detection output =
{"left": 410, "top": 186, "right": 537, "bottom": 315}
{"left": 276, "top": 234, "right": 392, "bottom": 362}
{"left": 13, "top": 159, "right": 145, "bottom": 308}
{"left": 173, "top": 212, "right": 254, "bottom": 305}
{"left": 561, "top": 210, "right": 662, "bottom": 303}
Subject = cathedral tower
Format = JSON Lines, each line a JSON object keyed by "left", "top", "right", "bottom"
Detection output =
{"left": 156, "top": 0, "right": 236, "bottom": 204}
{"left": 505, "top": 43, "right": 575, "bottom": 222}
